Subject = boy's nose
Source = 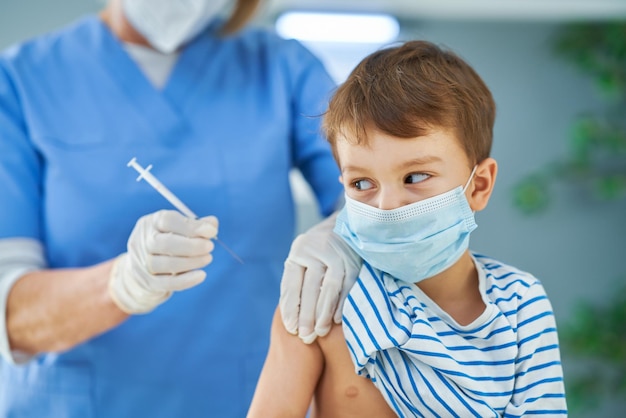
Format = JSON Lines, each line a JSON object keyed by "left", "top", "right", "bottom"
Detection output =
{"left": 377, "top": 187, "right": 410, "bottom": 210}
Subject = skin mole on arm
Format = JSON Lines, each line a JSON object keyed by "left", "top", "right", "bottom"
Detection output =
{"left": 344, "top": 385, "right": 359, "bottom": 398}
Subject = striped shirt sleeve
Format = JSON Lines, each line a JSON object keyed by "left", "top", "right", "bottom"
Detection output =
{"left": 503, "top": 281, "right": 567, "bottom": 417}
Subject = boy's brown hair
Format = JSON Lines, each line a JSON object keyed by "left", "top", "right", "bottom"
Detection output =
{"left": 323, "top": 40, "right": 496, "bottom": 166}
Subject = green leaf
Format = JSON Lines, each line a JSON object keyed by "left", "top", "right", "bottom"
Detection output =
{"left": 569, "top": 118, "right": 598, "bottom": 163}
{"left": 595, "top": 71, "right": 624, "bottom": 99}
{"left": 594, "top": 175, "right": 626, "bottom": 200}
{"left": 512, "top": 176, "right": 550, "bottom": 214}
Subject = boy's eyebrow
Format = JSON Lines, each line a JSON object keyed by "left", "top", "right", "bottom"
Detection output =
{"left": 341, "top": 156, "right": 443, "bottom": 174}
{"left": 398, "top": 156, "right": 443, "bottom": 169}
{"left": 341, "top": 165, "right": 366, "bottom": 174}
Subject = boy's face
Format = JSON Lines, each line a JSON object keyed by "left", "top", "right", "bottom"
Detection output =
{"left": 337, "top": 127, "right": 474, "bottom": 210}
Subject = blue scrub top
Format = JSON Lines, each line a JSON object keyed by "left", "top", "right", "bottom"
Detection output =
{"left": 0, "top": 16, "right": 342, "bottom": 417}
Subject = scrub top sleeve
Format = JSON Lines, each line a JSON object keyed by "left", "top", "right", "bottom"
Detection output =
{"left": 0, "top": 238, "right": 45, "bottom": 364}
{"left": 0, "top": 63, "right": 43, "bottom": 240}
{"left": 285, "top": 40, "right": 343, "bottom": 217}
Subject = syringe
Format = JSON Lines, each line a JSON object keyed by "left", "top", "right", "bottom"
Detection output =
{"left": 127, "top": 157, "right": 244, "bottom": 264}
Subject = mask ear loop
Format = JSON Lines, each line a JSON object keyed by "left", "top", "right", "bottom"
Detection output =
{"left": 463, "top": 165, "right": 478, "bottom": 193}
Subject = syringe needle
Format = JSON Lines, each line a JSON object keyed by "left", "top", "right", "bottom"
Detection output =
{"left": 127, "top": 157, "right": 244, "bottom": 264}
{"left": 212, "top": 237, "right": 244, "bottom": 265}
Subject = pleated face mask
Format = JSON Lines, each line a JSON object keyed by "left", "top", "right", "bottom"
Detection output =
{"left": 334, "top": 167, "right": 478, "bottom": 283}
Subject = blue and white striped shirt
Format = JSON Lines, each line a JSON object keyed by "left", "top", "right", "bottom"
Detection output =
{"left": 342, "top": 253, "right": 567, "bottom": 417}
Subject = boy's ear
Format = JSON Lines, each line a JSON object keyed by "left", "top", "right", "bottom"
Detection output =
{"left": 467, "top": 158, "right": 497, "bottom": 212}
{"left": 338, "top": 175, "right": 343, "bottom": 185}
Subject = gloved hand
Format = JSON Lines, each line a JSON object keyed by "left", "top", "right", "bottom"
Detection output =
{"left": 279, "top": 212, "right": 362, "bottom": 344}
{"left": 109, "top": 210, "right": 218, "bottom": 314}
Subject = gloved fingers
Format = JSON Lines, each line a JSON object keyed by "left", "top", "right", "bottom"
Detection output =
{"left": 328, "top": 235, "right": 362, "bottom": 274}
{"left": 344, "top": 253, "right": 362, "bottom": 281}
{"left": 297, "top": 263, "right": 325, "bottom": 343}
{"left": 149, "top": 269, "right": 207, "bottom": 292}
{"left": 153, "top": 210, "right": 218, "bottom": 239}
{"left": 333, "top": 275, "right": 353, "bottom": 324}
{"left": 299, "top": 331, "right": 318, "bottom": 345}
{"left": 314, "top": 261, "right": 345, "bottom": 337}
{"left": 333, "top": 268, "right": 360, "bottom": 324}
{"left": 197, "top": 215, "right": 219, "bottom": 239}
{"left": 146, "top": 253, "right": 213, "bottom": 275}
{"left": 279, "top": 260, "right": 305, "bottom": 335}
{"left": 109, "top": 253, "right": 170, "bottom": 314}
{"left": 148, "top": 232, "right": 215, "bottom": 257}
{"left": 335, "top": 257, "right": 360, "bottom": 324}
{"left": 327, "top": 237, "right": 362, "bottom": 324}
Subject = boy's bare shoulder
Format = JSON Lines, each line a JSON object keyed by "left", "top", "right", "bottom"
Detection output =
{"left": 311, "top": 324, "right": 397, "bottom": 418}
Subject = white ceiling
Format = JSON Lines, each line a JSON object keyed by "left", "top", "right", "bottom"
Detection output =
{"left": 264, "top": 0, "right": 626, "bottom": 21}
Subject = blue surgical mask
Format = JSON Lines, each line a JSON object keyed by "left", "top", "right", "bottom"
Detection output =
{"left": 334, "top": 168, "right": 478, "bottom": 283}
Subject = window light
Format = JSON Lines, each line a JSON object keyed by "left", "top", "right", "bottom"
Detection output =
{"left": 276, "top": 11, "right": 400, "bottom": 44}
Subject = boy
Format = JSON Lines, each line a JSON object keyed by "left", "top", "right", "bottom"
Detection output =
{"left": 248, "top": 40, "right": 567, "bottom": 417}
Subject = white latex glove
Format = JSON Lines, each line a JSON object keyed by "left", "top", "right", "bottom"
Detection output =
{"left": 109, "top": 210, "right": 218, "bottom": 314}
{"left": 279, "top": 212, "right": 362, "bottom": 344}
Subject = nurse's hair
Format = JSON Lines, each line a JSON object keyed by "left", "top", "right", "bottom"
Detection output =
{"left": 221, "top": 0, "right": 262, "bottom": 34}
{"left": 323, "top": 40, "right": 496, "bottom": 167}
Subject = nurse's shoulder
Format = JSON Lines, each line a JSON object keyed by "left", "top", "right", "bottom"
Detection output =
{"left": 0, "top": 15, "right": 99, "bottom": 70}
{"left": 223, "top": 23, "right": 327, "bottom": 75}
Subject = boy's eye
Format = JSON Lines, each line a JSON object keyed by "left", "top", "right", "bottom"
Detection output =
{"left": 405, "top": 173, "right": 430, "bottom": 184}
{"left": 353, "top": 179, "right": 374, "bottom": 190}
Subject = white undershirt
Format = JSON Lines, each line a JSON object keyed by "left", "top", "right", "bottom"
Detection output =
{"left": 122, "top": 42, "right": 180, "bottom": 89}
{"left": 0, "top": 238, "right": 46, "bottom": 364}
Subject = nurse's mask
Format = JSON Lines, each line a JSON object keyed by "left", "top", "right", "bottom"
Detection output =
{"left": 123, "top": 0, "right": 229, "bottom": 54}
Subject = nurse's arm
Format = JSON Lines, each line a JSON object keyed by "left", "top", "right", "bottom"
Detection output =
{"left": 6, "top": 260, "right": 128, "bottom": 359}
{"left": 247, "top": 307, "right": 323, "bottom": 417}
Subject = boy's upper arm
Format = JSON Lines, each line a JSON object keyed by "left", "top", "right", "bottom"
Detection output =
{"left": 248, "top": 307, "right": 324, "bottom": 417}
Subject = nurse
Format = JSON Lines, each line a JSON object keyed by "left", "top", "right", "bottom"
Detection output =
{"left": 0, "top": 0, "right": 357, "bottom": 416}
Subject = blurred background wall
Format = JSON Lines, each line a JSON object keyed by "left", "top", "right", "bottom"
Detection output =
{"left": 1, "top": 1, "right": 624, "bottom": 416}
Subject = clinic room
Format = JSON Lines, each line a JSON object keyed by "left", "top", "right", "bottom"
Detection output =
{"left": 0, "top": 0, "right": 624, "bottom": 417}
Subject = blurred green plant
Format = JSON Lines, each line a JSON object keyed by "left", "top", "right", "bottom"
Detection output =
{"left": 559, "top": 281, "right": 626, "bottom": 413}
{"left": 512, "top": 22, "right": 626, "bottom": 415}
{"left": 513, "top": 22, "right": 626, "bottom": 215}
